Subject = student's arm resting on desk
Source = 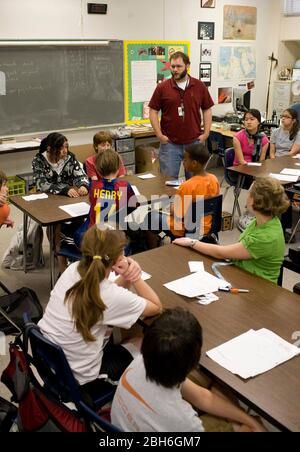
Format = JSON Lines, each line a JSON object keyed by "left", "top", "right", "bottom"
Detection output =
{"left": 149, "top": 108, "right": 169, "bottom": 144}
{"left": 233, "top": 137, "right": 247, "bottom": 165}
{"left": 199, "top": 108, "right": 212, "bottom": 142}
{"left": 112, "top": 257, "right": 162, "bottom": 317}
{"left": 0, "top": 193, "right": 6, "bottom": 207}
{"left": 181, "top": 379, "right": 266, "bottom": 432}
{"left": 173, "top": 237, "right": 251, "bottom": 260}
{"left": 289, "top": 143, "right": 300, "bottom": 156}
{"left": 259, "top": 142, "right": 269, "bottom": 161}
{"left": 269, "top": 143, "right": 276, "bottom": 159}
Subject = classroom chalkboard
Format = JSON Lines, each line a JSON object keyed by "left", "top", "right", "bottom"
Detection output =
{"left": 0, "top": 41, "right": 124, "bottom": 137}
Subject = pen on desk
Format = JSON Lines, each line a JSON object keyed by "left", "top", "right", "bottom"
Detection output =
{"left": 219, "top": 287, "right": 250, "bottom": 294}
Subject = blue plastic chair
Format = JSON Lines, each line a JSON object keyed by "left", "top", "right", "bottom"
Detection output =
{"left": 25, "top": 322, "right": 120, "bottom": 432}
{"left": 290, "top": 103, "right": 300, "bottom": 120}
{"left": 223, "top": 147, "right": 242, "bottom": 223}
{"left": 185, "top": 194, "right": 223, "bottom": 243}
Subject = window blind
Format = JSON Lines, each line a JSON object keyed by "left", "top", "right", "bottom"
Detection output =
{"left": 284, "top": 0, "right": 300, "bottom": 16}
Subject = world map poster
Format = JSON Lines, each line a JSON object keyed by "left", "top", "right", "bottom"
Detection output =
{"left": 218, "top": 46, "right": 256, "bottom": 81}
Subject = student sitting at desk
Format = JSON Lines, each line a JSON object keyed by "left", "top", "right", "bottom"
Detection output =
{"left": 0, "top": 170, "right": 14, "bottom": 228}
{"left": 74, "top": 148, "right": 136, "bottom": 248}
{"left": 32, "top": 132, "right": 89, "bottom": 273}
{"left": 38, "top": 225, "right": 162, "bottom": 397}
{"left": 32, "top": 132, "right": 89, "bottom": 196}
{"left": 269, "top": 108, "right": 300, "bottom": 158}
{"left": 111, "top": 308, "right": 265, "bottom": 432}
{"left": 142, "top": 143, "right": 220, "bottom": 248}
{"left": 174, "top": 177, "right": 290, "bottom": 284}
{"left": 233, "top": 109, "right": 269, "bottom": 166}
{"left": 85, "top": 131, "right": 126, "bottom": 180}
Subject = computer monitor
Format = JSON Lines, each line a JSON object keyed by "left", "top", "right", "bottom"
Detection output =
{"left": 232, "top": 88, "right": 251, "bottom": 113}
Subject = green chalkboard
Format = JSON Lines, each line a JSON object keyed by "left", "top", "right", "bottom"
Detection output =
{"left": 124, "top": 41, "right": 190, "bottom": 124}
{"left": 0, "top": 41, "right": 124, "bottom": 137}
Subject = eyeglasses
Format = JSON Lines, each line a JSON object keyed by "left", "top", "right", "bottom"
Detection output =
{"left": 280, "top": 115, "right": 292, "bottom": 119}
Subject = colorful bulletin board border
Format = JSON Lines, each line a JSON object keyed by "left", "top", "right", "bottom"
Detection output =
{"left": 124, "top": 40, "right": 190, "bottom": 124}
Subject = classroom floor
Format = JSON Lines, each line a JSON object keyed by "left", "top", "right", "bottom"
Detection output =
{"left": 0, "top": 165, "right": 299, "bottom": 428}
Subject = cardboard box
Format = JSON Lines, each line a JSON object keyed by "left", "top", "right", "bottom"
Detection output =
{"left": 135, "top": 143, "right": 160, "bottom": 173}
{"left": 221, "top": 211, "right": 232, "bottom": 231}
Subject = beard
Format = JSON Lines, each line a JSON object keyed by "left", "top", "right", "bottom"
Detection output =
{"left": 172, "top": 68, "right": 188, "bottom": 81}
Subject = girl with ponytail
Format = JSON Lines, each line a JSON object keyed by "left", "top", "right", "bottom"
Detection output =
{"left": 38, "top": 225, "right": 161, "bottom": 390}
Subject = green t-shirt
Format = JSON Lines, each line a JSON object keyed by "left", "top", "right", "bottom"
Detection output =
{"left": 234, "top": 217, "right": 285, "bottom": 284}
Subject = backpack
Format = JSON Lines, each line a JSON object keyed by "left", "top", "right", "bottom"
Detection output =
{"left": 1, "top": 339, "right": 88, "bottom": 432}
{"left": 2, "top": 218, "right": 44, "bottom": 270}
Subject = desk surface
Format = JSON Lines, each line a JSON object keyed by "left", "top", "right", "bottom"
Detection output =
{"left": 134, "top": 244, "right": 300, "bottom": 431}
{"left": 125, "top": 173, "right": 177, "bottom": 199}
{"left": 229, "top": 155, "right": 299, "bottom": 183}
{"left": 10, "top": 194, "right": 89, "bottom": 226}
{"left": 210, "top": 125, "right": 236, "bottom": 139}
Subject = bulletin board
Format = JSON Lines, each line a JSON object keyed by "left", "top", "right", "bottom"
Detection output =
{"left": 124, "top": 41, "right": 190, "bottom": 124}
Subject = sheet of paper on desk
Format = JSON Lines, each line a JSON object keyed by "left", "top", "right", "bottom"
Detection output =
{"left": 131, "top": 185, "right": 141, "bottom": 196}
{"left": 124, "top": 205, "right": 149, "bottom": 224}
{"left": 280, "top": 168, "right": 300, "bottom": 176}
{"left": 269, "top": 173, "right": 299, "bottom": 182}
{"left": 164, "top": 271, "right": 229, "bottom": 298}
{"left": 293, "top": 155, "right": 300, "bottom": 159}
{"left": 22, "top": 193, "right": 48, "bottom": 201}
{"left": 108, "top": 270, "right": 151, "bottom": 282}
{"left": 137, "top": 173, "right": 156, "bottom": 179}
{"left": 189, "top": 261, "right": 204, "bottom": 273}
{"left": 247, "top": 162, "right": 262, "bottom": 166}
{"left": 206, "top": 328, "right": 300, "bottom": 379}
{"left": 59, "top": 202, "right": 90, "bottom": 217}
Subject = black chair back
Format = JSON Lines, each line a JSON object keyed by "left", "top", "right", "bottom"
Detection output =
{"left": 185, "top": 194, "right": 223, "bottom": 240}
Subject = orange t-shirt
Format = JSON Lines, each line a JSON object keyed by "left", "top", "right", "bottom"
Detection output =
{"left": 0, "top": 203, "right": 10, "bottom": 225}
{"left": 169, "top": 173, "right": 220, "bottom": 237}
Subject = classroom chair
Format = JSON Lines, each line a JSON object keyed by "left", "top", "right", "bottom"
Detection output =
{"left": 223, "top": 147, "right": 242, "bottom": 226}
{"left": 290, "top": 103, "right": 300, "bottom": 120}
{"left": 25, "top": 321, "right": 119, "bottom": 431}
{"left": 185, "top": 194, "right": 223, "bottom": 244}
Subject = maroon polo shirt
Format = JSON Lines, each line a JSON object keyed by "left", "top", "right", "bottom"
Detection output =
{"left": 149, "top": 76, "right": 214, "bottom": 144}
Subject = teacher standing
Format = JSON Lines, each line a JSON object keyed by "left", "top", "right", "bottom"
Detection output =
{"left": 149, "top": 51, "right": 214, "bottom": 178}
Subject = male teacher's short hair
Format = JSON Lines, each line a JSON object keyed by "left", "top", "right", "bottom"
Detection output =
{"left": 169, "top": 51, "right": 190, "bottom": 66}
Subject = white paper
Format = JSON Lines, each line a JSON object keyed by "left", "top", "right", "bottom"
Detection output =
{"left": 197, "top": 293, "right": 219, "bottom": 305}
{"left": 164, "top": 271, "right": 229, "bottom": 298}
{"left": 247, "top": 162, "right": 262, "bottom": 167}
{"left": 292, "top": 155, "right": 300, "bottom": 159}
{"left": 109, "top": 270, "right": 151, "bottom": 282}
{"left": 137, "top": 173, "right": 156, "bottom": 180}
{"left": 59, "top": 202, "right": 90, "bottom": 217}
{"left": 206, "top": 328, "right": 300, "bottom": 379}
{"left": 131, "top": 60, "right": 157, "bottom": 103}
{"left": 22, "top": 193, "right": 48, "bottom": 201}
{"left": 280, "top": 168, "right": 300, "bottom": 176}
{"left": 124, "top": 205, "right": 150, "bottom": 224}
{"left": 131, "top": 185, "right": 141, "bottom": 196}
{"left": 189, "top": 261, "right": 204, "bottom": 273}
{"left": 269, "top": 173, "right": 299, "bottom": 182}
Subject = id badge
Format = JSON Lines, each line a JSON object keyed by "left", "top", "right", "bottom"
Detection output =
{"left": 178, "top": 106, "right": 184, "bottom": 117}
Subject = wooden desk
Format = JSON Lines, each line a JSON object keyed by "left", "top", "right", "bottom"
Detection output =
{"left": 210, "top": 125, "right": 236, "bottom": 139}
{"left": 10, "top": 194, "right": 89, "bottom": 289}
{"left": 124, "top": 172, "right": 177, "bottom": 200}
{"left": 134, "top": 244, "right": 300, "bottom": 431}
{"left": 228, "top": 156, "right": 298, "bottom": 227}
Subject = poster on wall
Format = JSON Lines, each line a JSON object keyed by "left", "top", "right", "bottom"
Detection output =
{"left": 198, "top": 22, "right": 215, "bottom": 40}
{"left": 199, "top": 63, "right": 212, "bottom": 86}
{"left": 218, "top": 87, "right": 232, "bottom": 104}
{"left": 200, "top": 44, "right": 212, "bottom": 62}
{"left": 201, "top": 0, "right": 216, "bottom": 7}
{"left": 218, "top": 46, "right": 256, "bottom": 81}
{"left": 124, "top": 41, "right": 190, "bottom": 123}
{"left": 223, "top": 6, "right": 257, "bottom": 40}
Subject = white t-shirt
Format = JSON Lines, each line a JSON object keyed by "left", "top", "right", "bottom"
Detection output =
{"left": 43, "top": 151, "right": 66, "bottom": 174}
{"left": 38, "top": 262, "right": 146, "bottom": 385}
{"left": 111, "top": 355, "right": 204, "bottom": 432}
{"left": 270, "top": 127, "right": 300, "bottom": 157}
